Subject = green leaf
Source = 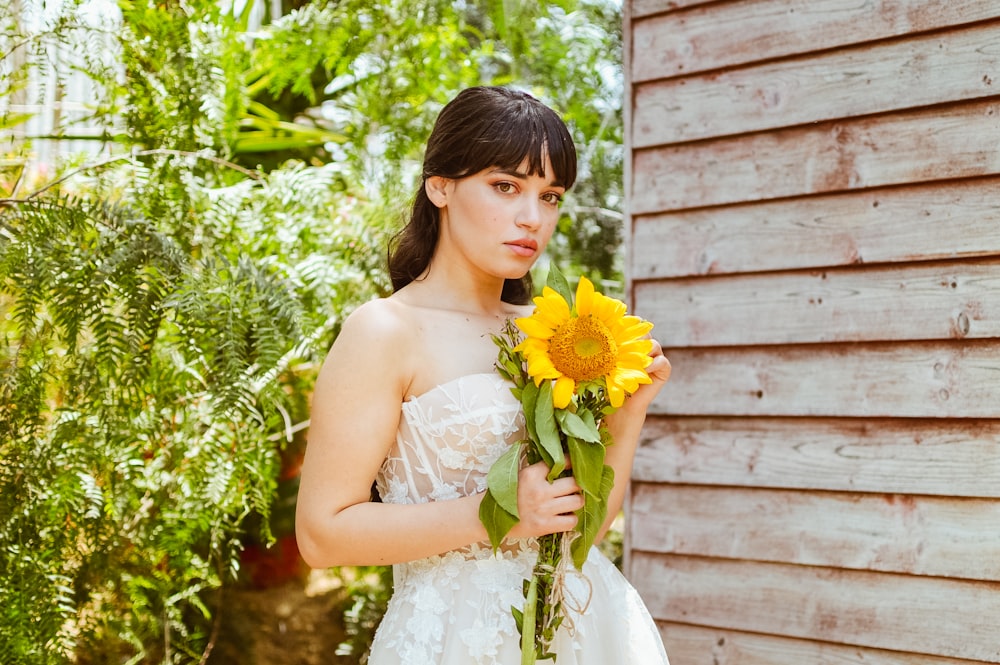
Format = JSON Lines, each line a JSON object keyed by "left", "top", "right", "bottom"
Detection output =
{"left": 0, "top": 111, "right": 33, "bottom": 131}
{"left": 512, "top": 605, "right": 524, "bottom": 632}
{"left": 571, "top": 464, "right": 615, "bottom": 569}
{"left": 479, "top": 490, "right": 519, "bottom": 552}
{"left": 565, "top": 436, "right": 606, "bottom": 498}
{"left": 246, "top": 100, "right": 282, "bottom": 121}
{"left": 533, "top": 381, "right": 565, "bottom": 481}
{"left": 500, "top": 356, "right": 522, "bottom": 383}
{"left": 521, "top": 380, "right": 539, "bottom": 442}
{"left": 555, "top": 408, "right": 600, "bottom": 443}
{"left": 545, "top": 263, "right": 573, "bottom": 305}
{"left": 486, "top": 442, "right": 522, "bottom": 518}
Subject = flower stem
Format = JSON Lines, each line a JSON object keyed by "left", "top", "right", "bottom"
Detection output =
{"left": 521, "top": 574, "right": 538, "bottom": 665}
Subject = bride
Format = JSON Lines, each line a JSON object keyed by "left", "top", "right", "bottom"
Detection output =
{"left": 295, "top": 85, "right": 671, "bottom": 664}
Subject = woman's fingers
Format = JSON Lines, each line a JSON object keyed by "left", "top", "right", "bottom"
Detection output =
{"left": 515, "top": 461, "right": 585, "bottom": 536}
{"left": 648, "top": 353, "right": 671, "bottom": 383}
{"left": 646, "top": 338, "right": 672, "bottom": 383}
{"left": 549, "top": 493, "right": 585, "bottom": 516}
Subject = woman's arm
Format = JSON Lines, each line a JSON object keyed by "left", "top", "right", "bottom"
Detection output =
{"left": 296, "top": 300, "right": 479, "bottom": 567}
{"left": 295, "top": 300, "right": 584, "bottom": 568}
{"left": 598, "top": 339, "right": 671, "bottom": 541}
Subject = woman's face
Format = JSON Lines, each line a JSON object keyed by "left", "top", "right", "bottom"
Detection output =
{"left": 429, "top": 155, "right": 566, "bottom": 283}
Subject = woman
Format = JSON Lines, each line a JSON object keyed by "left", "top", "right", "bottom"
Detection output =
{"left": 295, "top": 86, "right": 671, "bottom": 664}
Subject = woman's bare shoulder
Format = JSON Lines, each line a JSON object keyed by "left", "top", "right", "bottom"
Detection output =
{"left": 317, "top": 297, "right": 420, "bottom": 395}
{"left": 339, "top": 296, "right": 415, "bottom": 340}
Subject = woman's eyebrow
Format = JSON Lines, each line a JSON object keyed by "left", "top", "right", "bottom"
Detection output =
{"left": 489, "top": 167, "right": 529, "bottom": 179}
{"left": 489, "top": 167, "right": 563, "bottom": 187}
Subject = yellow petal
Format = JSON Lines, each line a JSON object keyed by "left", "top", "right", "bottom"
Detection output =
{"left": 516, "top": 316, "right": 556, "bottom": 340}
{"left": 575, "top": 276, "right": 595, "bottom": 316}
{"left": 526, "top": 355, "right": 561, "bottom": 381}
{"left": 615, "top": 356, "right": 652, "bottom": 373}
{"left": 534, "top": 287, "right": 571, "bottom": 322}
{"left": 533, "top": 309, "right": 565, "bottom": 330}
{"left": 516, "top": 337, "right": 549, "bottom": 354}
{"left": 618, "top": 344, "right": 654, "bottom": 368}
{"left": 607, "top": 382, "right": 625, "bottom": 408}
{"left": 615, "top": 319, "right": 654, "bottom": 341}
{"left": 612, "top": 367, "right": 653, "bottom": 390}
{"left": 592, "top": 292, "right": 626, "bottom": 323}
{"left": 552, "top": 376, "right": 576, "bottom": 408}
{"left": 618, "top": 338, "right": 654, "bottom": 354}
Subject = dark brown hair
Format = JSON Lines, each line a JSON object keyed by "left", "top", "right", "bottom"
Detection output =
{"left": 388, "top": 86, "right": 578, "bottom": 304}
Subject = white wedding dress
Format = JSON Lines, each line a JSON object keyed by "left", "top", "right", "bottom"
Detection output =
{"left": 368, "top": 372, "right": 669, "bottom": 665}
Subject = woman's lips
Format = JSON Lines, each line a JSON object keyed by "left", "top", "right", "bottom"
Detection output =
{"left": 507, "top": 239, "right": 538, "bottom": 257}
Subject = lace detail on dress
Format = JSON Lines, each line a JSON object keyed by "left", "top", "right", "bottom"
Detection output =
{"left": 373, "top": 374, "right": 534, "bottom": 664}
{"left": 368, "top": 372, "right": 669, "bottom": 665}
{"left": 375, "top": 542, "right": 537, "bottom": 665}
{"left": 375, "top": 373, "right": 525, "bottom": 508}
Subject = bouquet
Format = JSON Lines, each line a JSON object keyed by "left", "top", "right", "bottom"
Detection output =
{"left": 480, "top": 266, "right": 655, "bottom": 664}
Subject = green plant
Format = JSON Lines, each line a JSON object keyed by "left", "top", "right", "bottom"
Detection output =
{"left": 0, "top": 154, "right": 391, "bottom": 662}
{"left": 334, "top": 565, "right": 394, "bottom": 664}
{"left": 1, "top": 0, "right": 626, "bottom": 660}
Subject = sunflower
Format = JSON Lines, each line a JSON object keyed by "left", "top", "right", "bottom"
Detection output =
{"left": 514, "top": 275, "right": 655, "bottom": 409}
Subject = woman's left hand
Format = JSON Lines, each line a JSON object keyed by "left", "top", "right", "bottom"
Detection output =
{"left": 619, "top": 337, "right": 670, "bottom": 414}
{"left": 645, "top": 338, "right": 671, "bottom": 385}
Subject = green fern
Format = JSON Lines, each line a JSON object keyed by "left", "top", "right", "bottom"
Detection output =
{"left": 0, "top": 154, "right": 390, "bottom": 659}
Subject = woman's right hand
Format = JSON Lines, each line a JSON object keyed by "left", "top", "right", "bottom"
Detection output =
{"left": 509, "top": 460, "right": 584, "bottom": 538}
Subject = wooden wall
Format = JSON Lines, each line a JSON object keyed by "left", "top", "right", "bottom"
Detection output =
{"left": 623, "top": 2, "right": 1000, "bottom": 663}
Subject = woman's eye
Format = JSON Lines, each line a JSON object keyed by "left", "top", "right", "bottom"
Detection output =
{"left": 542, "top": 192, "right": 563, "bottom": 205}
{"left": 496, "top": 182, "right": 515, "bottom": 193}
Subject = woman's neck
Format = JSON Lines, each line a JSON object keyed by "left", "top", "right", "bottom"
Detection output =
{"left": 399, "top": 264, "right": 513, "bottom": 318}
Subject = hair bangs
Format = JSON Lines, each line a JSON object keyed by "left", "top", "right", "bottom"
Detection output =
{"left": 458, "top": 101, "right": 577, "bottom": 189}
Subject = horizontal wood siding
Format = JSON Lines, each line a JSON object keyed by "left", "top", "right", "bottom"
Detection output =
{"left": 631, "top": 0, "right": 715, "bottom": 21}
{"left": 632, "top": 179, "right": 1000, "bottom": 278}
{"left": 635, "top": 21, "right": 1000, "bottom": 145}
{"left": 631, "top": 484, "right": 1000, "bottom": 580}
{"left": 653, "top": 341, "right": 1000, "bottom": 418}
{"left": 633, "top": 417, "right": 1000, "bottom": 497}
{"left": 632, "top": 1, "right": 1000, "bottom": 81}
{"left": 636, "top": 259, "right": 1000, "bottom": 346}
{"left": 659, "top": 624, "right": 994, "bottom": 665}
{"left": 625, "top": 1, "right": 1000, "bottom": 662}
{"left": 633, "top": 100, "right": 1000, "bottom": 212}
{"left": 633, "top": 555, "right": 1000, "bottom": 662}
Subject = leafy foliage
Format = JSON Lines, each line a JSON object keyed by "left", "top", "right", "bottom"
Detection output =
{"left": 333, "top": 565, "right": 395, "bottom": 664}
{"left": 234, "top": 0, "right": 627, "bottom": 287}
{"left": 0, "top": 160, "right": 390, "bottom": 662}
{"left": 1, "top": 0, "right": 624, "bottom": 661}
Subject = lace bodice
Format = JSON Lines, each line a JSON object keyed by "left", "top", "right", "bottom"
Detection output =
{"left": 375, "top": 372, "right": 525, "bottom": 506}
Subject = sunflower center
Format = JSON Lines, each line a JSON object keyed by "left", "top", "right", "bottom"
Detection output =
{"left": 548, "top": 314, "right": 618, "bottom": 382}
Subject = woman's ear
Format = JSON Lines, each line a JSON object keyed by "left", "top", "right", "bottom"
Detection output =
{"left": 424, "top": 176, "right": 451, "bottom": 208}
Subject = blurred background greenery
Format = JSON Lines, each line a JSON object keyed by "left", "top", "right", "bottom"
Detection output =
{"left": 0, "top": 1, "right": 624, "bottom": 662}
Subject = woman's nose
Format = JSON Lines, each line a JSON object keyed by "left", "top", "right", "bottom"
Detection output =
{"left": 516, "top": 198, "right": 543, "bottom": 230}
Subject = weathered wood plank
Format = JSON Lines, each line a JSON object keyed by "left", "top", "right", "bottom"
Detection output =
{"left": 632, "top": 417, "right": 1000, "bottom": 497}
{"left": 631, "top": 179, "right": 1000, "bottom": 278}
{"left": 635, "top": 22, "right": 1000, "bottom": 146}
{"left": 632, "top": 554, "right": 1000, "bottom": 662}
{"left": 631, "top": 0, "right": 1000, "bottom": 82}
{"left": 631, "top": 0, "right": 714, "bottom": 20}
{"left": 649, "top": 341, "right": 1000, "bottom": 418}
{"left": 658, "top": 623, "right": 994, "bottom": 665}
{"left": 631, "top": 100, "right": 1000, "bottom": 214}
{"left": 629, "top": 484, "right": 1000, "bottom": 580}
{"left": 635, "top": 259, "right": 1000, "bottom": 347}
